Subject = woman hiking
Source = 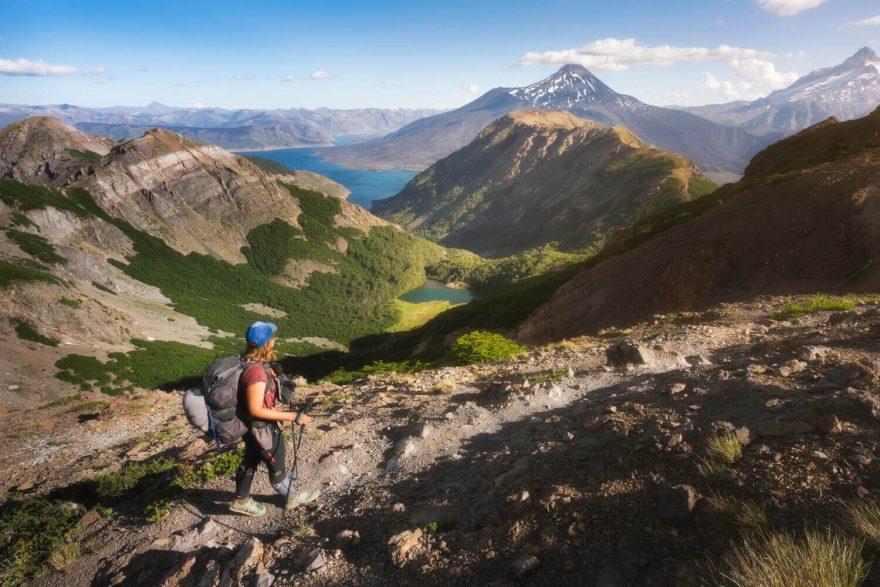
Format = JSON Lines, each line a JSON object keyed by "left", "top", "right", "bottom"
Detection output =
{"left": 230, "top": 321, "right": 319, "bottom": 516}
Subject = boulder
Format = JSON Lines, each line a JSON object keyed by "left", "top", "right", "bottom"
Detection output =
{"left": 657, "top": 484, "right": 700, "bottom": 523}
{"left": 812, "top": 413, "right": 842, "bottom": 434}
{"left": 511, "top": 554, "right": 540, "bottom": 579}
{"left": 606, "top": 342, "right": 646, "bottom": 368}
{"left": 797, "top": 346, "right": 829, "bottom": 362}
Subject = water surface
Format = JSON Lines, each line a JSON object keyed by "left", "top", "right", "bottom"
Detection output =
{"left": 400, "top": 280, "right": 474, "bottom": 304}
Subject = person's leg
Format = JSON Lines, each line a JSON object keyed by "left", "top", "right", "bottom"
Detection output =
{"left": 265, "top": 429, "right": 289, "bottom": 494}
{"left": 230, "top": 432, "right": 267, "bottom": 516}
{"left": 234, "top": 432, "right": 261, "bottom": 499}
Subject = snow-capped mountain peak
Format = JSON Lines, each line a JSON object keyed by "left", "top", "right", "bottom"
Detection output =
{"left": 509, "top": 64, "right": 641, "bottom": 110}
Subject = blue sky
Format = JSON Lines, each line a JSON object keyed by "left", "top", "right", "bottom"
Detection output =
{"left": 1, "top": 0, "right": 877, "bottom": 110}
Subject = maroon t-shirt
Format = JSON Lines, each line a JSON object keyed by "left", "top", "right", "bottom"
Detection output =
{"left": 238, "top": 363, "right": 277, "bottom": 412}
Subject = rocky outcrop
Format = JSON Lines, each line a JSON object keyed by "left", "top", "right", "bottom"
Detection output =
{"left": 373, "top": 109, "right": 714, "bottom": 257}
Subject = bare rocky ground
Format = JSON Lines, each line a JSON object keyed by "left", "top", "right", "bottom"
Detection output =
{"left": 5, "top": 295, "right": 880, "bottom": 586}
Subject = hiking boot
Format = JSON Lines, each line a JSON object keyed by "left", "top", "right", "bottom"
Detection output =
{"left": 285, "top": 489, "right": 320, "bottom": 510}
{"left": 230, "top": 497, "right": 267, "bottom": 517}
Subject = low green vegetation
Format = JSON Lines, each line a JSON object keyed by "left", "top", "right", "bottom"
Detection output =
{"left": 65, "top": 400, "right": 109, "bottom": 413}
{"left": 59, "top": 297, "right": 81, "bottom": 308}
{"left": 5, "top": 230, "right": 65, "bottom": 265}
{"left": 84, "top": 457, "right": 177, "bottom": 501}
{"left": 429, "top": 245, "right": 588, "bottom": 293}
{"left": 9, "top": 213, "right": 34, "bottom": 228}
{"left": 10, "top": 318, "right": 59, "bottom": 347}
{"left": 243, "top": 155, "right": 295, "bottom": 175}
{"left": 774, "top": 295, "right": 856, "bottom": 320}
{"left": 387, "top": 299, "right": 456, "bottom": 332}
{"left": 322, "top": 359, "right": 429, "bottom": 385}
{"left": 91, "top": 281, "right": 115, "bottom": 295}
{"left": 708, "top": 530, "right": 869, "bottom": 587}
{"left": 41, "top": 395, "right": 79, "bottom": 409}
{"left": 0, "top": 497, "right": 82, "bottom": 586}
{"left": 449, "top": 331, "right": 526, "bottom": 365}
{"left": 171, "top": 448, "right": 243, "bottom": 490}
{"left": 528, "top": 370, "right": 566, "bottom": 383}
{"left": 64, "top": 148, "right": 102, "bottom": 163}
{"left": 0, "top": 259, "right": 59, "bottom": 288}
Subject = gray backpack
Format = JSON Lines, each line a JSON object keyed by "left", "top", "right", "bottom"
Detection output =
{"left": 182, "top": 356, "right": 272, "bottom": 447}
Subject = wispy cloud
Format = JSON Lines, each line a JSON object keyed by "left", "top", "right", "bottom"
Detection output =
{"left": 468, "top": 84, "right": 480, "bottom": 93}
{"left": 845, "top": 15, "right": 880, "bottom": 28}
{"left": 517, "top": 38, "right": 775, "bottom": 71}
{"left": 665, "top": 91, "right": 690, "bottom": 100}
{"left": 0, "top": 57, "right": 79, "bottom": 76}
{"left": 756, "top": 0, "right": 826, "bottom": 17}
{"left": 308, "top": 69, "right": 333, "bottom": 80}
{"left": 280, "top": 75, "right": 297, "bottom": 82}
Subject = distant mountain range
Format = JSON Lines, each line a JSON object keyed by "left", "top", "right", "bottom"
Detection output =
{"left": 323, "top": 64, "right": 780, "bottom": 181}
{"left": 681, "top": 47, "right": 880, "bottom": 133}
{"left": 372, "top": 109, "right": 715, "bottom": 257}
{"left": 0, "top": 103, "right": 442, "bottom": 151}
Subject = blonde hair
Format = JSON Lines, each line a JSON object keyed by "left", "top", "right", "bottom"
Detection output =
{"left": 241, "top": 337, "right": 277, "bottom": 363}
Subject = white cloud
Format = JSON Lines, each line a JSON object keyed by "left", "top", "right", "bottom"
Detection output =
{"left": 280, "top": 75, "right": 297, "bottom": 82}
{"left": 185, "top": 102, "right": 204, "bottom": 109}
{"left": 784, "top": 51, "right": 807, "bottom": 58}
{"left": 728, "top": 58, "right": 798, "bottom": 89}
{"left": 308, "top": 69, "right": 332, "bottom": 80}
{"left": 756, "top": 0, "right": 826, "bottom": 16}
{"left": 0, "top": 57, "right": 78, "bottom": 76}
{"left": 468, "top": 84, "right": 480, "bottom": 93}
{"left": 702, "top": 72, "right": 764, "bottom": 101}
{"left": 517, "top": 38, "right": 775, "bottom": 71}
{"left": 666, "top": 91, "right": 690, "bottom": 100}
{"left": 845, "top": 15, "right": 880, "bottom": 27}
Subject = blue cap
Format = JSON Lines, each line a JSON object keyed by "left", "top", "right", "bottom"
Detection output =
{"left": 245, "top": 321, "right": 277, "bottom": 347}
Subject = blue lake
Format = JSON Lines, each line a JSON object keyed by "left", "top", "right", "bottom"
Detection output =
{"left": 237, "top": 145, "right": 415, "bottom": 210}
{"left": 400, "top": 280, "right": 474, "bottom": 304}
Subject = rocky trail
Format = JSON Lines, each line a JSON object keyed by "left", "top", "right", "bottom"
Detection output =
{"left": 5, "top": 295, "right": 880, "bottom": 586}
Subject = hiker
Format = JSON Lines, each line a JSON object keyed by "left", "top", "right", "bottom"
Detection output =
{"left": 230, "top": 321, "right": 319, "bottom": 516}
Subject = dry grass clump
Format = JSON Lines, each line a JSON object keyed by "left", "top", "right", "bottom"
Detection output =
{"left": 432, "top": 379, "right": 456, "bottom": 394}
{"left": 709, "top": 529, "right": 869, "bottom": 587}
{"left": 840, "top": 500, "right": 880, "bottom": 548}
{"left": 47, "top": 541, "right": 80, "bottom": 572}
{"left": 697, "top": 456, "right": 730, "bottom": 479}
{"left": 707, "top": 493, "right": 770, "bottom": 531}
{"left": 707, "top": 434, "right": 743, "bottom": 464}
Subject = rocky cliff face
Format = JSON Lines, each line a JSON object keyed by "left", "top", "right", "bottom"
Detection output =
{"left": 517, "top": 107, "right": 880, "bottom": 343}
{"left": 373, "top": 110, "right": 715, "bottom": 257}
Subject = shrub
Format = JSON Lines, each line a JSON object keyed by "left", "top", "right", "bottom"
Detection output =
{"left": 91, "top": 281, "right": 116, "bottom": 295}
{"left": 0, "top": 259, "right": 59, "bottom": 288}
{"left": 708, "top": 530, "right": 869, "bottom": 587}
{"left": 59, "top": 298, "right": 81, "bottom": 308}
{"left": 0, "top": 497, "right": 81, "bottom": 584}
{"left": 64, "top": 148, "right": 102, "bottom": 163}
{"left": 87, "top": 458, "right": 177, "bottom": 501}
{"left": 774, "top": 295, "right": 855, "bottom": 321}
{"left": 432, "top": 379, "right": 455, "bottom": 394}
{"left": 144, "top": 499, "right": 176, "bottom": 523}
{"left": 10, "top": 318, "right": 59, "bottom": 347}
{"left": 449, "top": 331, "right": 526, "bottom": 365}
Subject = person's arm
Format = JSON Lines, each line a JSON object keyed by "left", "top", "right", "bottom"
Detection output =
{"left": 245, "top": 381, "right": 312, "bottom": 425}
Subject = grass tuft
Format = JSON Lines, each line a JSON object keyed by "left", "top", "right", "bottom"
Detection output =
{"left": 432, "top": 379, "right": 456, "bottom": 394}
{"left": 708, "top": 529, "right": 869, "bottom": 587}
{"left": 46, "top": 540, "right": 80, "bottom": 572}
{"left": 707, "top": 493, "right": 770, "bottom": 531}
{"left": 840, "top": 500, "right": 880, "bottom": 549}
{"left": 707, "top": 434, "right": 743, "bottom": 464}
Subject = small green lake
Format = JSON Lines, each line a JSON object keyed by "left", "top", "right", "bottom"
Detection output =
{"left": 400, "top": 279, "right": 474, "bottom": 304}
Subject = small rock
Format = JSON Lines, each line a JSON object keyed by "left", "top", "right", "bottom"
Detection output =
{"left": 392, "top": 502, "right": 406, "bottom": 513}
{"left": 668, "top": 383, "right": 687, "bottom": 395}
{"left": 254, "top": 571, "right": 275, "bottom": 587}
{"left": 78, "top": 509, "right": 102, "bottom": 528}
{"left": 511, "top": 554, "right": 540, "bottom": 579}
{"left": 444, "top": 412, "right": 455, "bottom": 420}
{"left": 388, "top": 529, "right": 422, "bottom": 567}
{"left": 302, "top": 549, "right": 326, "bottom": 573}
{"left": 657, "top": 484, "right": 700, "bottom": 523}
{"left": 735, "top": 427, "right": 753, "bottom": 446}
{"left": 16, "top": 480, "right": 35, "bottom": 492}
{"left": 777, "top": 360, "right": 806, "bottom": 377}
{"left": 565, "top": 431, "right": 575, "bottom": 441}
{"left": 335, "top": 529, "right": 361, "bottom": 547}
{"left": 797, "top": 346, "right": 829, "bottom": 362}
{"left": 765, "top": 398, "right": 786, "bottom": 411}
{"left": 811, "top": 451, "right": 828, "bottom": 460}
{"left": 412, "top": 421, "right": 432, "bottom": 439}
{"left": 567, "top": 367, "right": 575, "bottom": 378}
{"left": 747, "top": 364, "right": 768, "bottom": 375}
{"left": 812, "top": 413, "right": 842, "bottom": 434}
{"left": 606, "top": 341, "right": 646, "bottom": 368}
{"left": 858, "top": 486, "right": 872, "bottom": 500}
